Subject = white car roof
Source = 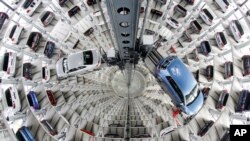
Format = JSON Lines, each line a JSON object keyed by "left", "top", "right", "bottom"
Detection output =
{"left": 67, "top": 52, "right": 84, "bottom": 70}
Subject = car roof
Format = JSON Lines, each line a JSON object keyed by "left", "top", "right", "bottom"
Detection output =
{"left": 167, "top": 58, "right": 197, "bottom": 96}
{"left": 67, "top": 52, "right": 84, "bottom": 70}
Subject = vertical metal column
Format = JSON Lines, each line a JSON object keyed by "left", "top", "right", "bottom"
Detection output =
{"left": 105, "top": 0, "right": 140, "bottom": 63}
{"left": 105, "top": 1, "right": 140, "bottom": 140}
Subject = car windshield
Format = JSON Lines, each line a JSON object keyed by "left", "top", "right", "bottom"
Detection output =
{"left": 83, "top": 51, "right": 93, "bottom": 65}
{"left": 176, "top": 5, "right": 186, "bottom": 12}
{"left": 9, "top": 25, "right": 17, "bottom": 38}
{"left": 27, "top": 94, "right": 33, "bottom": 106}
{"left": 3, "top": 53, "right": 9, "bottom": 71}
{"left": 243, "top": 56, "right": 250, "bottom": 68}
{"left": 192, "top": 21, "right": 202, "bottom": 30}
{"left": 219, "top": 32, "right": 227, "bottom": 44}
{"left": 41, "top": 12, "right": 50, "bottom": 22}
{"left": 161, "top": 57, "right": 175, "bottom": 69}
{"left": 145, "top": 29, "right": 155, "bottom": 35}
{"left": 203, "top": 9, "right": 213, "bottom": 20}
{"left": 5, "top": 88, "right": 12, "bottom": 107}
{"left": 170, "top": 18, "right": 178, "bottom": 24}
{"left": 161, "top": 60, "right": 170, "bottom": 69}
{"left": 185, "top": 84, "right": 198, "bottom": 105}
{"left": 223, "top": 0, "right": 229, "bottom": 5}
{"left": 42, "top": 67, "right": 46, "bottom": 79}
{"left": 62, "top": 58, "right": 68, "bottom": 72}
{"left": 235, "top": 20, "right": 244, "bottom": 35}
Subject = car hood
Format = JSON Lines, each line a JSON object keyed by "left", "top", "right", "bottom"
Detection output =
{"left": 186, "top": 91, "right": 204, "bottom": 115}
{"left": 56, "top": 57, "right": 67, "bottom": 77}
{"left": 167, "top": 58, "right": 197, "bottom": 96}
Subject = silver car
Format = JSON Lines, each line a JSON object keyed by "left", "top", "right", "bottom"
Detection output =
{"left": 40, "top": 11, "right": 55, "bottom": 27}
{"left": 2, "top": 86, "right": 21, "bottom": 115}
{"left": 56, "top": 49, "right": 101, "bottom": 79}
{"left": 199, "top": 8, "right": 214, "bottom": 26}
{"left": 229, "top": 20, "right": 244, "bottom": 42}
{"left": 214, "top": 0, "right": 229, "bottom": 13}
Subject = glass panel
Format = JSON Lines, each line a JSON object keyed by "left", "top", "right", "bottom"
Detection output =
{"left": 83, "top": 51, "right": 93, "bottom": 65}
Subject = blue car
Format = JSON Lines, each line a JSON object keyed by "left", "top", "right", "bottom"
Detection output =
{"left": 27, "top": 91, "right": 40, "bottom": 110}
{"left": 16, "top": 126, "right": 35, "bottom": 141}
{"left": 155, "top": 56, "right": 204, "bottom": 116}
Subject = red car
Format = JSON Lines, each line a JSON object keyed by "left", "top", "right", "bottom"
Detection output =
{"left": 46, "top": 90, "right": 57, "bottom": 106}
{"left": 80, "top": 129, "right": 95, "bottom": 136}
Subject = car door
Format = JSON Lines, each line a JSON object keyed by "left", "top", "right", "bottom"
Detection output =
{"left": 68, "top": 68, "right": 79, "bottom": 76}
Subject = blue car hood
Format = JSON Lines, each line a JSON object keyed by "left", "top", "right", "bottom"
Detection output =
{"left": 167, "top": 58, "right": 197, "bottom": 96}
{"left": 186, "top": 91, "right": 204, "bottom": 115}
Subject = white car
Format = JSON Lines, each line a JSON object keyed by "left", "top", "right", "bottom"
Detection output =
{"left": 42, "top": 66, "right": 50, "bottom": 82}
{"left": 2, "top": 86, "right": 21, "bottom": 115}
{"left": 0, "top": 52, "right": 17, "bottom": 76}
{"left": 39, "top": 11, "right": 55, "bottom": 27}
{"left": 199, "top": 8, "right": 214, "bottom": 26}
{"left": 214, "top": 0, "right": 230, "bottom": 13}
{"left": 160, "top": 126, "right": 176, "bottom": 137}
{"left": 19, "top": 0, "right": 41, "bottom": 16}
{"left": 215, "top": 32, "right": 227, "bottom": 49}
{"left": 229, "top": 20, "right": 244, "bottom": 42}
{"left": 6, "top": 24, "right": 24, "bottom": 44}
{"left": 166, "top": 17, "right": 180, "bottom": 29}
{"left": 56, "top": 49, "right": 101, "bottom": 79}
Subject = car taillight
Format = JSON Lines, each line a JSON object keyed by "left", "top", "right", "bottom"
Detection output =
{"left": 11, "top": 38, "right": 14, "bottom": 41}
{"left": 7, "top": 68, "right": 10, "bottom": 74}
{"left": 26, "top": 10, "right": 30, "bottom": 13}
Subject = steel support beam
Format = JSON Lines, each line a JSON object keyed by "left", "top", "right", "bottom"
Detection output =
{"left": 106, "top": 0, "right": 140, "bottom": 62}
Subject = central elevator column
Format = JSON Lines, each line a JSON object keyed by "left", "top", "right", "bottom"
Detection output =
{"left": 105, "top": 0, "right": 141, "bottom": 140}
